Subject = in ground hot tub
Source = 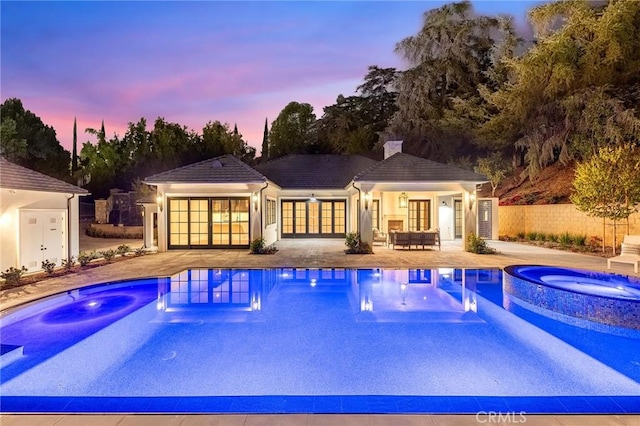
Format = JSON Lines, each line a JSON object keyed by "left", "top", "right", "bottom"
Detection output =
{"left": 503, "top": 265, "right": 640, "bottom": 336}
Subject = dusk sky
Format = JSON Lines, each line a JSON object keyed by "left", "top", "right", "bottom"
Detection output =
{"left": 1, "top": 1, "right": 544, "bottom": 155}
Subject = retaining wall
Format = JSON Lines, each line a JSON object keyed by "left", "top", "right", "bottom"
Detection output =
{"left": 499, "top": 204, "right": 640, "bottom": 247}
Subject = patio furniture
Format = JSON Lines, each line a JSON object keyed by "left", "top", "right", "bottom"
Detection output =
{"left": 607, "top": 235, "right": 640, "bottom": 273}
{"left": 390, "top": 230, "right": 440, "bottom": 251}
{"left": 372, "top": 228, "right": 388, "bottom": 246}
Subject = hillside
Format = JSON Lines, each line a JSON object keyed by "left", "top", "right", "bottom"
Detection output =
{"left": 478, "top": 162, "right": 576, "bottom": 205}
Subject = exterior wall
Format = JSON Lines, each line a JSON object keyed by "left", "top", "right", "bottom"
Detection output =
{"left": 462, "top": 187, "right": 477, "bottom": 251}
{"left": 499, "top": 204, "right": 640, "bottom": 246}
{"left": 261, "top": 185, "right": 280, "bottom": 247}
{"left": 0, "top": 188, "right": 82, "bottom": 272}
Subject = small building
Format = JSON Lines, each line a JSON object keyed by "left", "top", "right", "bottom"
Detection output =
{"left": 0, "top": 157, "right": 89, "bottom": 273}
{"left": 142, "top": 141, "right": 492, "bottom": 252}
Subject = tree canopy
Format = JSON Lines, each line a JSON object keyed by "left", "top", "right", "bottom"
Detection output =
{"left": 482, "top": 0, "right": 640, "bottom": 179}
{"left": 268, "top": 101, "right": 316, "bottom": 159}
{"left": 0, "top": 98, "right": 71, "bottom": 181}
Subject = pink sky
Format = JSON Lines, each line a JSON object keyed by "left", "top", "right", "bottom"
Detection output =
{"left": 1, "top": 1, "right": 542, "bottom": 155}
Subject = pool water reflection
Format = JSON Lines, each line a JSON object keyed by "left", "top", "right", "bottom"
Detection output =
{"left": 154, "top": 268, "right": 485, "bottom": 324}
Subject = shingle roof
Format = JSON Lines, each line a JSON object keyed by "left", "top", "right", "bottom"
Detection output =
{"left": 144, "top": 155, "right": 266, "bottom": 184}
{"left": 0, "top": 157, "right": 88, "bottom": 194}
{"left": 254, "top": 154, "right": 378, "bottom": 189}
{"left": 354, "top": 153, "right": 488, "bottom": 183}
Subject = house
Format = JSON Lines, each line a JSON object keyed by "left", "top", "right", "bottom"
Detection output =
{"left": 142, "top": 141, "right": 493, "bottom": 252}
{"left": 0, "top": 157, "right": 89, "bottom": 273}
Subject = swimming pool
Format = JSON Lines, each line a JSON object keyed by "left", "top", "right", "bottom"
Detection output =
{"left": 1, "top": 268, "right": 639, "bottom": 414}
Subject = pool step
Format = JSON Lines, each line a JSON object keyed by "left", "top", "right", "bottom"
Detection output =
{"left": 0, "top": 343, "right": 24, "bottom": 367}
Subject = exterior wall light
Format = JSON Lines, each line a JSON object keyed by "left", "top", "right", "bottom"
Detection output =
{"left": 156, "top": 195, "right": 163, "bottom": 212}
{"left": 468, "top": 192, "right": 476, "bottom": 210}
{"left": 252, "top": 192, "right": 259, "bottom": 211}
{"left": 364, "top": 192, "right": 371, "bottom": 210}
{"left": 399, "top": 192, "right": 408, "bottom": 208}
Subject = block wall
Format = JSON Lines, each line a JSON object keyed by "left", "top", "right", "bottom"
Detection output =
{"left": 499, "top": 204, "right": 640, "bottom": 247}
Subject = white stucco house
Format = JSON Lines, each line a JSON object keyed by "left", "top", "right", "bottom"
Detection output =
{"left": 0, "top": 157, "right": 89, "bottom": 273}
{"left": 142, "top": 141, "right": 496, "bottom": 252}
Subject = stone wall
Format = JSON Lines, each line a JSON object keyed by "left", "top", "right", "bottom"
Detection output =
{"left": 95, "top": 200, "right": 109, "bottom": 224}
{"left": 499, "top": 204, "right": 640, "bottom": 247}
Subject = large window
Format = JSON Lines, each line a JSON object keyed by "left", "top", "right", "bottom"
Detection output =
{"left": 282, "top": 199, "right": 346, "bottom": 238}
{"left": 408, "top": 200, "right": 431, "bottom": 231}
{"left": 169, "top": 199, "right": 189, "bottom": 246}
{"left": 189, "top": 199, "right": 209, "bottom": 246}
{"left": 372, "top": 200, "right": 380, "bottom": 230}
{"left": 454, "top": 199, "right": 462, "bottom": 238}
{"left": 266, "top": 198, "right": 276, "bottom": 226}
{"left": 168, "top": 197, "right": 250, "bottom": 249}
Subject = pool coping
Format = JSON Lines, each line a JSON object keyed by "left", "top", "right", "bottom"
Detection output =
{"left": 2, "top": 395, "right": 639, "bottom": 414}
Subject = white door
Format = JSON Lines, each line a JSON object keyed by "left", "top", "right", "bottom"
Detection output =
{"left": 20, "top": 210, "right": 66, "bottom": 272}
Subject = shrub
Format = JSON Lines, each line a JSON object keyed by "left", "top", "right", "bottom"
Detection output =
{"left": 116, "top": 244, "right": 131, "bottom": 255}
{"left": 134, "top": 247, "right": 146, "bottom": 257}
{"left": 61, "top": 257, "right": 76, "bottom": 271}
{"left": 466, "top": 233, "right": 496, "bottom": 254}
{"left": 78, "top": 251, "right": 93, "bottom": 267}
{"left": 587, "top": 235, "right": 602, "bottom": 247}
{"left": 344, "top": 232, "right": 371, "bottom": 254}
{"left": 574, "top": 234, "right": 587, "bottom": 246}
{"left": 548, "top": 233, "right": 558, "bottom": 243}
{"left": 100, "top": 249, "right": 116, "bottom": 263}
{"left": 535, "top": 232, "right": 547, "bottom": 242}
{"left": 250, "top": 237, "right": 266, "bottom": 254}
{"left": 516, "top": 231, "right": 525, "bottom": 239}
{"left": 558, "top": 232, "right": 573, "bottom": 246}
{"left": 525, "top": 232, "right": 538, "bottom": 241}
{"left": 41, "top": 259, "right": 56, "bottom": 275}
{"left": 1, "top": 266, "right": 27, "bottom": 285}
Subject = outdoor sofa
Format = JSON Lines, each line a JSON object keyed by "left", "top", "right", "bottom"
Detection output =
{"left": 389, "top": 229, "right": 441, "bottom": 251}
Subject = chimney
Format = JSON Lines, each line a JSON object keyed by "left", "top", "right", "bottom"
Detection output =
{"left": 383, "top": 140, "right": 403, "bottom": 159}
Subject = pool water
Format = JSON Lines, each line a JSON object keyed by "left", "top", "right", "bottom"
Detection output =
{"left": 1, "top": 268, "right": 639, "bottom": 414}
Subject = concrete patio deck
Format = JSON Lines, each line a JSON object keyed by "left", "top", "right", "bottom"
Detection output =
{"left": 1, "top": 239, "right": 638, "bottom": 425}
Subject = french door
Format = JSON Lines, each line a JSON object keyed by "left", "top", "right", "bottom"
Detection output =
{"left": 281, "top": 200, "right": 346, "bottom": 238}
{"left": 168, "top": 197, "right": 250, "bottom": 249}
{"left": 408, "top": 200, "right": 431, "bottom": 231}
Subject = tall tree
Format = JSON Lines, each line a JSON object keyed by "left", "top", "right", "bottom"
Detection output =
{"left": 261, "top": 118, "right": 269, "bottom": 161}
{"left": 483, "top": 0, "right": 640, "bottom": 179}
{"left": 268, "top": 102, "right": 316, "bottom": 158}
{"left": 0, "top": 118, "right": 28, "bottom": 162}
{"left": 387, "top": 1, "right": 513, "bottom": 162}
{"left": 0, "top": 98, "right": 71, "bottom": 180}
{"left": 316, "top": 65, "right": 398, "bottom": 155}
{"left": 71, "top": 117, "right": 79, "bottom": 175}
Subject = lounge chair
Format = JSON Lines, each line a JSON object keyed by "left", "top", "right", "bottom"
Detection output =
{"left": 607, "top": 235, "right": 640, "bottom": 273}
{"left": 372, "top": 228, "right": 388, "bottom": 246}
